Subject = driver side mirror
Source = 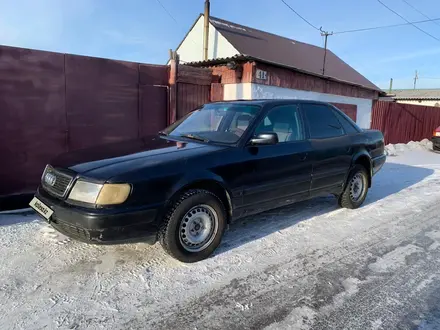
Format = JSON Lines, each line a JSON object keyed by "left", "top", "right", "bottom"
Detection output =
{"left": 249, "top": 132, "right": 278, "bottom": 145}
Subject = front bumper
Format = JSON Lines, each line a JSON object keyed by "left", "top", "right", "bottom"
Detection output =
{"left": 34, "top": 188, "right": 161, "bottom": 245}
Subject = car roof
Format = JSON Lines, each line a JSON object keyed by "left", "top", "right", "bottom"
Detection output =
{"left": 209, "top": 99, "right": 332, "bottom": 106}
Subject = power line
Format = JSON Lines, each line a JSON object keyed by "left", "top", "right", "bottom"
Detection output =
{"left": 280, "top": 0, "right": 320, "bottom": 31}
{"left": 279, "top": 0, "right": 332, "bottom": 75}
{"left": 375, "top": 0, "right": 440, "bottom": 42}
{"left": 155, "top": 0, "right": 199, "bottom": 48}
{"left": 333, "top": 17, "right": 440, "bottom": 35}
{"left": 401, "top": 0, "right": 440, "bottom": 27}
{"left": 155, "top": 0, "right": 179, "bottom": 24}
{"left": 280, "top": 0, "right": 440, "bottom": 40}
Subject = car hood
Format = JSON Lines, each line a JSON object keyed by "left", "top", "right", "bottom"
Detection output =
{"left": 51, "top": 135, "right": 226, "bottom": 178}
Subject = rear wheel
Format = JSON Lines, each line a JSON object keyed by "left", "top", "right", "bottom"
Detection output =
{"left": 338, "top": 165, "right": 369, "bottom": 209}
{"left": 158, "top": 189, "right": 226, "bottom": 263}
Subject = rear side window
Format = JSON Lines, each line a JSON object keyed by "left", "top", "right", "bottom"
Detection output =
{"left": 332, "top": 109, "right": 360, "bottom": 134}
{"left": 302, "top": 104, "right": 344, "bottom": 139}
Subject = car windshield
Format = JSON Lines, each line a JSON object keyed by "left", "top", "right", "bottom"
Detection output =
{"left": 162, "top": 103, "right": 261, "bottom": 144}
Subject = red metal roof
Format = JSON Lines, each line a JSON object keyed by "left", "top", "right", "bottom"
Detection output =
{"left": 189, "top": 16, "right": 381, "bottom": 93}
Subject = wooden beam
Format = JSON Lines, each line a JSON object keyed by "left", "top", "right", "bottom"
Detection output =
{"left": 177, "top": 65, "right": 212, "bottom": 85}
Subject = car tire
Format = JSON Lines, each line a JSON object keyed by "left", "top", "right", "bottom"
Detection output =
{"left": 158, "top": 189, "right": 227, "bottom": 263}
{"left": 338, "top": 165, "right": 369, "bottom": 209}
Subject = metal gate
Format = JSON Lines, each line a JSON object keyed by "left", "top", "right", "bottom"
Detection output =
{"left": 0, "top": 45, "right": 169, "bottom": 203}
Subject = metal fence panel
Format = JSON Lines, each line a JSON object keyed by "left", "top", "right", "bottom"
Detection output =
{"left": 139, "top": 85, "right": 168, "bottom": 136}
{"left": 65, "top": 55, "right": 139, "bottom": 150}
{"left": 0, "top": 46, "right": 66, "bottom": 197}
{"left": 0, "top": 46, "right": 170, "bottom": 201}
{"left": 371, "top": 101, "right": 440, "bottom": 144}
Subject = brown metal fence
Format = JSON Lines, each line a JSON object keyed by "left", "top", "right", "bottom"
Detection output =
{"left": 0, "top": 46, "right": 67, "bottom": 200}
{"left": 0, "top": 45, "right": 195, "bottom": 202}
{"left": 371, "top": 101, "right": 440, "bottom": 144}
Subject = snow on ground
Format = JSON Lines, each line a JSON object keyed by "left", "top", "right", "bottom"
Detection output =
{"left": 1, "top": 143, "right": 440, "bottom": 329}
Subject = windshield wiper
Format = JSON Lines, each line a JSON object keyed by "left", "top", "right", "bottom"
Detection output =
{"left": 179, "top": 133, "right": 209, "bottom": 142}
{"left": 158, "top": 131, "right": 168, "bottom": 136}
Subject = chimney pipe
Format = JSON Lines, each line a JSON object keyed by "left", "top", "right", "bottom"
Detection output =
{"left": 203, "top": 0, "right": 210, "bottom": 61}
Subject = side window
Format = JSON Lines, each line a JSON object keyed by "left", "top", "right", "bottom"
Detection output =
{"left": 302, "top": 104, "right": 344, "bottom": 139}
{"left": 332, "top": 109, "right": 360, "bottom": 134}
{"left": 254, "top": 105, "right": 304, "bottom": 142}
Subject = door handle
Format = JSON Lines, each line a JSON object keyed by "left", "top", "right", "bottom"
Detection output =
{"left": 300, "top": 153, "right": 308, "bottom": 161}
{"left": 346, "top": 147, "right": 352, "bottom": 153}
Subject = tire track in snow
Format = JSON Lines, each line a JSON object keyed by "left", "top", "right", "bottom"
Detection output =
{"left": 129, "top": 195, "right": 440, "bottom": 328}
{"left": 149, "top": 209, "right": 440, "bottom": 329}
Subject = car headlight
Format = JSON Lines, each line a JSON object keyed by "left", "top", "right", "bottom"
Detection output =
{"left": 68, "top": 181, "right": 131, "bottom": 205}
{"left": 96, "top": 183, "right": 131, "bottom": 205}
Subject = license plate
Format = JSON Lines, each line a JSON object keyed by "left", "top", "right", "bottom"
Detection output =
{"left": 29, "top": 197, "right": 53, "bottom": 220}
{"left": 435, "top": 132, "right": 440, "bottom": 137}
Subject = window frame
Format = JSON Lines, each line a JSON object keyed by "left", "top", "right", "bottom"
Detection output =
{"left": 250, "top": 103, "right": 306, "bottom": 144}
{"left": 300, "top": 103, "right": 346, "bottom": 140}
{"left": 329, "top": 105, "right": 362, "bottom": 135}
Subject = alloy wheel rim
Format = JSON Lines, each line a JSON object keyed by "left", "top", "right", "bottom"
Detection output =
{"left": 179, "top": 204, "right": 218, "bottom": 252}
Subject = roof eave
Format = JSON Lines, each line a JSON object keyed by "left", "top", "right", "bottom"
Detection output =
{"left": 248, "top": 55, "right": 383, "bottom": 94}
{"left": 184, "top": 55, "right": 382, "bottom": 94}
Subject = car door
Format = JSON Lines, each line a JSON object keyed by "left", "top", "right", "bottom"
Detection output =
{"left": 301, "top": 103, "right": 353, "bottom": 197}
{"left": 239, "top": 104, "right": 313, "bottom": 216}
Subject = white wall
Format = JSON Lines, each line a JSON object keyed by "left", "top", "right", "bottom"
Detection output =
{"left": 173, "top": 16, "right": 239, "bottom": 64}
{"left": 223, "top": 83, "right": 253, "bottom": 100}
{"left": 397, "top": 100, "right": 440, "bottom": 107}
{"left": 223, "top": 83, "right": 373, "bottom": 128}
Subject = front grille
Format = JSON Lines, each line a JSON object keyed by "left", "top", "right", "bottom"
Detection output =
{"left": 41, "top": 165, "right": 74, "bottom": 198}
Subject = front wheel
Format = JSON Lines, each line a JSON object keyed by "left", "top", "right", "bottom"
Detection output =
{"left": 338, "top": 165, "right": 369, "bottom": 209}
{"left": 158, "top": 189, "right": 226, "bottom": 263}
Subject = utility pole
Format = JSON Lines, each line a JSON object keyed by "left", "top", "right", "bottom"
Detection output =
{"left": 413, "top": 70, "right": 418, "bottom": 89}
{"left": 203, "top": 0, "right": 210, "bottom": 61}
{"left": 320, "top": 27, "right": 333, "bottom": 76}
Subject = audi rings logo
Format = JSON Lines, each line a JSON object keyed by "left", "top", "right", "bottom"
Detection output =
{"left": 44, "top": 172, "right": 57, "bottom": 186}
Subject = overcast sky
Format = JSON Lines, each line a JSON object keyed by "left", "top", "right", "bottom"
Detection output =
{"left": 1, "top": 0, "right": 440, "bottom": 89}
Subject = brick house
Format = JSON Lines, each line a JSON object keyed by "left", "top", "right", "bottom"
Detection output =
{"left": 173, "top": 15, "right": 384, "bottom": 128}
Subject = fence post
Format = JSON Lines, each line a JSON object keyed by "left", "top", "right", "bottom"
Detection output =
{"left": 168, "top": 50, "right": 179, "bottom": 125}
